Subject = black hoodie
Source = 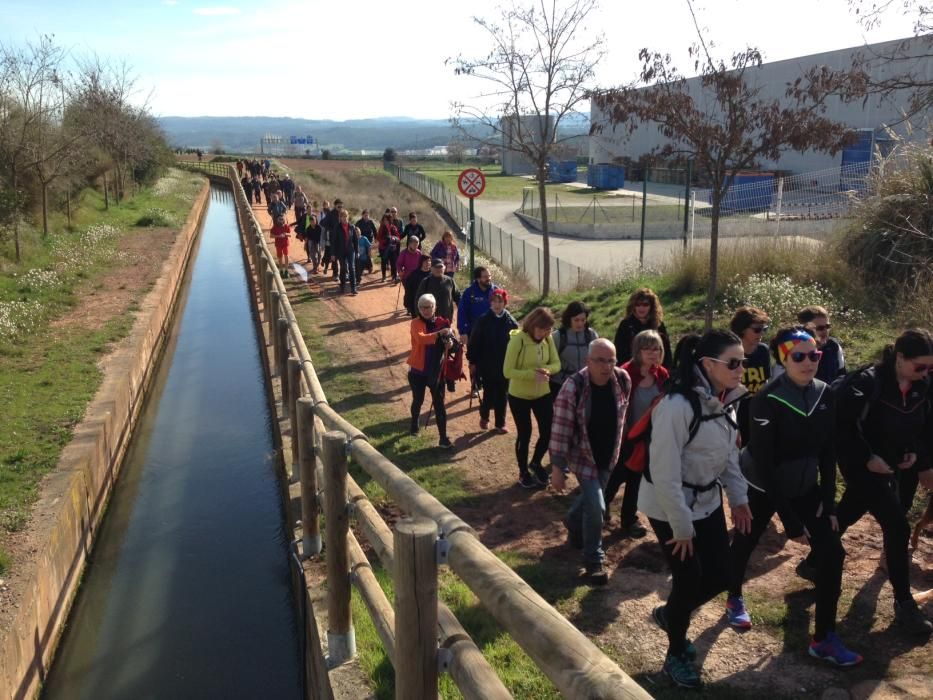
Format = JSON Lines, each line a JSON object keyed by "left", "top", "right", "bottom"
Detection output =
{"left": 743, "top": 373, "right": 836, "bottom": 538}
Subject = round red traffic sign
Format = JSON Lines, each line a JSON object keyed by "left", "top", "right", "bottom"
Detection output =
{"left": 457, "top": 168, "right": 486, "bottom": 198}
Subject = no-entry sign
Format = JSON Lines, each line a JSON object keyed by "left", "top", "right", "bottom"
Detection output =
{"left": 457, "top": 168, "right": 486, "bottom": 198}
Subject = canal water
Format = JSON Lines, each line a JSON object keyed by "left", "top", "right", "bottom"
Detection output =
{"left": 42, "top": 185, "right": 302, "bottom": 699}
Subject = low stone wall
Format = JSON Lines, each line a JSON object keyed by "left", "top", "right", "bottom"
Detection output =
{"left": 0, "top": 182, "right": 211, "bottom": 700}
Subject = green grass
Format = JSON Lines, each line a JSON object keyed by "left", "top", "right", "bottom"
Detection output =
{"left": 412, "top": 164, "right": 606, "bottom": 201}
{"left": 0, "top": 168, "right": 203, "bottom": 570}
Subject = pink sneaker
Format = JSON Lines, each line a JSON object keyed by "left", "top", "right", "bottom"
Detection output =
{"left": 479, "top": 418, "right": 489, "bottom": 430}
{"left": 495, "top": 426, "right": 509, "bottom": 434}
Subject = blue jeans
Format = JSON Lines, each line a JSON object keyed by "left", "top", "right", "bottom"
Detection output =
{"left": 337, "top": 253, "right": 357, "bottom": 292}
{"left": 566, "top": 469, "right": 610, "bottom": 565}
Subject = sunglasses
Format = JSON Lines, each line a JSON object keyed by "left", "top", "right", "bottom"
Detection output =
{"left": 705, "top": 357, "right": 749, "bottom": 370}
{"left": 749, "top": 325, "right": 769, "bottom": 334}
{"left": 789, "top": 350, "right": 823, "bottom": 363}
{"left": 812, "top": 323, "right": 832, "bottom": 332}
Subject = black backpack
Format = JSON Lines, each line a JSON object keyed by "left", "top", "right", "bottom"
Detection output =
{"left": 829, "top": 363, "right": 881, "bottom": 423}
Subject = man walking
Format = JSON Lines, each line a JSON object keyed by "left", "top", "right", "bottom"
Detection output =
{"left": 416, "top": 259, "right": 460, "bottom": 324}
{"left": 330, "top": 208, "right": 360, "bottom": 295}
{"left": 550, "top": 339, "right": 630, "bottom": 586}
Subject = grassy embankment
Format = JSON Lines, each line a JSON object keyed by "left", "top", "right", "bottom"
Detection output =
{"left": 0, "top": 169, "right": 203, "bottom": 574}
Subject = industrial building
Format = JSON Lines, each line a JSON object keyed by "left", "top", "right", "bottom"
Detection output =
{"left": 589, "top": 36, "right": 933, "bottom": 176}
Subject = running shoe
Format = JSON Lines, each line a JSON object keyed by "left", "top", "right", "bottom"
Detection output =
{"left": 663, "top": 650, "right": 701, "bottom": 689}
{"left": 808, "top": 632, "right": 863, "bottom": 666}
{"left": 726, "top": 595, "right": 752, "bottom": 630}
{"left": 518, "top": 473, "right": 539, "bottom": 490}
{"left": 438, "top": 436, "right": 453, "bottom": 450}
{"left": 894, "top": 598, "right": 933, "bottom": 635}
{"left": 651, "top": 605, "right": 697, "bottom": 660}
{"left": 479, "top": 417, "right": 489, "bottom": 430}
{"left": 582, "top": 563, "right": 608, "bottom": 586}
{"left": 495, "top": 426, "right": 509, "bottom": 434}
{"left": 621, "top": 520, "right": 648, "bottom": 539}
{"left": 530, "top": 463, "right": 550, "bottom": 487}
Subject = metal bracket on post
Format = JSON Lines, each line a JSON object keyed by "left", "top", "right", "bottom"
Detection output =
{"left": 345, "top": 500, "right": 356, "bottom": 518}
{"left": 343, "top": 439, "right": 352, "bottom": 458}
{"left": 436, "top": 535, "right": 450, "bottom": 565}
{"left": 437, "top": 647, "right": 453, "bottom": 675}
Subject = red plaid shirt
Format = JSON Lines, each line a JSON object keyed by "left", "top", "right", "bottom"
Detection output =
{"left": 549, "top": 367, "right": 630, "bottom": 481}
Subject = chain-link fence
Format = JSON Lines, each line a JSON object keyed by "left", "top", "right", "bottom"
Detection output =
{"left": 386, "top": 164, "right": 585, "bottom": 294}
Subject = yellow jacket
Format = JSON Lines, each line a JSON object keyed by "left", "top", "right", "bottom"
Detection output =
{"left": 503, "top": 329, "right": 561, "bottom": 400}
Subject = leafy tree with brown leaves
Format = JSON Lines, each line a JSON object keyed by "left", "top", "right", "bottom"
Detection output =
{"left": 592, "top": 9, "right": 855, "bottom": 328}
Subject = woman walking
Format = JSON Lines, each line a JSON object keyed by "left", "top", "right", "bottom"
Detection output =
{"left": 466, "top": 288, "right": 517, "bottom": 432}
{"left": 550, "top": 301, "right": 598, "bottom": 399}
{"left": 613, "top": 288, "right": 673, "bottom": 369}
{"left": 430, "top": 230, "right": 461, "bottom": 277}
{"left": 376, "top": 213, "right": 401, "bottom": 282}
{"left": 397, "top": 236, "right": 423, "bottom": 284}
{"left": 503, "top": 307, "right": 561, "bottom": 489}
{"left": 824, "top": 329, "right": 933, "bottom": 635}
{"left": 604, "top": 330, "right": 669, "bottom": 537}
{"left": 407, "top": 293, "right": 454, "bottom": 449}
{"left": 727, "top": 326, "right": 861, "bottom": 665}
{"left": 640, "top": 330, "right": 752, "bottom": 689}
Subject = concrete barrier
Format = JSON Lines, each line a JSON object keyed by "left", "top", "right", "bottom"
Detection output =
{"left": 0, "top": 182, "right": 211, "bottom": 700}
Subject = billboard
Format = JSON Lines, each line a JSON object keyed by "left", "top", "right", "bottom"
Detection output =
{"left": 289, "top": 135, "right": 315, "bottom": 145}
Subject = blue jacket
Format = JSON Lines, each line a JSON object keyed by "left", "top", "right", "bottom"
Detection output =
{"left": 457, "top": 281, "right": 499, "bottom": 336}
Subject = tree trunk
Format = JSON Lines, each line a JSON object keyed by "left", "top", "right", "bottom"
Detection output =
{"left": 13, "top": 218, "right": 20, "bottom": 263}
{"left": 66, "top": 188, "right": 71, "bottom": 229}
{"left": 537, "top": 166, "right": 551, "bottom": 296}
{"left": 103, "top": 171, "right": 109, "bottom": 210}
{"left": 705, "top": 193, "right": 721, "bottom": 331}
{"left": 41, "top": 183, "right": 49, "bottom": 236}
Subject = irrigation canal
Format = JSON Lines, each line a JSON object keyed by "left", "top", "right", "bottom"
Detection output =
{"left": 42, "top": 185, "right": 302, "bottom": 699}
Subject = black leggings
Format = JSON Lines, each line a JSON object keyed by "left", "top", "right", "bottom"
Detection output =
{"left": 604, "top": 464, "right": 642, "bottom": 526}
{"left": 380, "top": 250, "right": 398, "bottom": 279}
{"left": 729, "top": 486, "right": 844, "bottom": 640}
{"left": 480, "top": 377, "right": 508, "bottom": 428}
{"left": 650, "top": 506, "right": 730, "bottom": 656}
{"left": 507, "top": 394, "right": 552, "bottom": 478}
{"left": 409, "top": 373, "right": 447, "bottom": 439}
{"left": 833, "top": 466, "right": 912, "bottom": 602}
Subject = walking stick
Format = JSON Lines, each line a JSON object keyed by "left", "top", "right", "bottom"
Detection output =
{"left": 424, "top": 336, "right": 450, "bottom": 429}
{"left": 396, "top": 277, "right": 403, "bottom": 312}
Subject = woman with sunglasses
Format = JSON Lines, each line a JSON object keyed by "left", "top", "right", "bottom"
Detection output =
{"left": 798, "top": 305, "right": 847, "bottom": 383}
{"left": 826, "top": 328, "right": 933, "bottom": 635}
{"left": 640, "top": 330, "right": 752, "bottom": 689}
{"left": 729, "top": 306, "right": 772, "bottom": 444}
{"left": 613, "top": 288, "right": 673, "bottom": 370}
{"left": 725, "top": 327, "right": 862, "bottom": 665}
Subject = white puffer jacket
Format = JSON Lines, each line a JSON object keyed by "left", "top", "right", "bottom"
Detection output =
{"left": 638, "top": 368, "right": 748, "bottom": 540}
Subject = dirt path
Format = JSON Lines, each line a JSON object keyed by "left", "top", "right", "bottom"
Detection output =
{"left": 252, "top": 197, "right": 932, "bottom": 698}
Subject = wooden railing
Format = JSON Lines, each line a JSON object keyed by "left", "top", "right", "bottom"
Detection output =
{"left": 179, "top": 160, "right": 652, "bottom": 700}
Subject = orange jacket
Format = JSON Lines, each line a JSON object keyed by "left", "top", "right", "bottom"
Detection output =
{"left": 407, "top": 316, "right": 449, "bottom": 373}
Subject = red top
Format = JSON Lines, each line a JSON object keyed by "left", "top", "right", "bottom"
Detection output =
{"left": 271, "top": 223, "right": 290, "bottom": 240}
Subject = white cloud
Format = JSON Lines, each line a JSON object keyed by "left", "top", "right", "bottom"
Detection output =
{"left": 192, "top": 6, "right": 240, "bottom": 16}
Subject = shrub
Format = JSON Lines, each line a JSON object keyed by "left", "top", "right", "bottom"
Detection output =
{"left": 841, "top": 142, "right": 933, "bottom": 296}
{"left": 135, "top": 208, "right": 177, "bottom": 227}
{"left": 721, "top": 273, "right": 865, "bottom": 327}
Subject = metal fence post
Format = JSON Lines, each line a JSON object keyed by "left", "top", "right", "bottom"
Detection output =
{"left": 323, "top": 430, "right": 355, "bottom": 666}
{"left": 394, "top": 517, "right": 439, "bottom": 700}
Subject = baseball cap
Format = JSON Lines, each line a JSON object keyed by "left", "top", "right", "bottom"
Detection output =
{"left": 431, "top": 258, "right": 444, "bottom": 268}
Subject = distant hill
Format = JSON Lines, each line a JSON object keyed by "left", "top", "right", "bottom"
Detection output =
{"left": 156, "top": 115, "right": 589, "bottom": 153}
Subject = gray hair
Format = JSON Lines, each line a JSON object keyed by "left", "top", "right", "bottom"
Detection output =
{"left": 418, "top": 293, "right": 437, "bottom": 309}
{"left": 588, "top": 337, "right": 616, "bottom": 358}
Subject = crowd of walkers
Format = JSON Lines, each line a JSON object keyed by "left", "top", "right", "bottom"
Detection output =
{"left": 248, "top": 173, "right": 933, "bottom": 690}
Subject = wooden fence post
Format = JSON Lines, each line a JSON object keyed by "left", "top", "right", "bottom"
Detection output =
{"left": 323, "top": 430, "right": 354, "bottom": 665}
{"left": 394, "top": 517, "right": 439, "bottom": 700}
{"left": 296, "top": 398, "right": 321, "bottom": 557}
{"left": 264, "top": 268, "right": 275, "bottom": 322}
{"left": 287, "top": 357, "right": 301, "bottom": 479}
{"left": 269, "top": 291, "right": 280, "bottom": 373}
{"left": 277, "top": 317, "right": 289, "bottom": 403}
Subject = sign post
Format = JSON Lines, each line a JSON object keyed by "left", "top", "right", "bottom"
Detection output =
{"left": 457, "top": 168, "right": 486, "bottom": 275}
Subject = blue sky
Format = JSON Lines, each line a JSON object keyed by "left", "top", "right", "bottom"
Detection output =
{"left": 0, "top": 0, "right": 918, "bottom": 120}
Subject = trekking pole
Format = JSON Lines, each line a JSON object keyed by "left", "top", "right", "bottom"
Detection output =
{"left": 395, "top": 278, "right": 403, "bottom": 312}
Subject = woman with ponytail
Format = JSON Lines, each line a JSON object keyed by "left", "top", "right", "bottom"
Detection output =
{"left": 828, "top": 328, "right": 933, "bottom": 635}
{"left": 639, "top": 330, "right": 752, "bottom": 689}
{"left": 727, "top": 326, "right": 861, "bottom": 665}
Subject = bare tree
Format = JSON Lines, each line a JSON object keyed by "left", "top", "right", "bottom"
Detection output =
{"left": 592, "top": 3, "right": 855, "bottom": 328}
{"left": 449, "top": 0, "right": 605, "bottom": 295}
{"left": 447, "top": 139, "right": 466, "bottom": 163}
